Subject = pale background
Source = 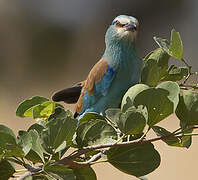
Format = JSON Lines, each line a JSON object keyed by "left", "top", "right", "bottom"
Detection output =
{"left": 0, "top": 1, "right": 198, "bottom": 179}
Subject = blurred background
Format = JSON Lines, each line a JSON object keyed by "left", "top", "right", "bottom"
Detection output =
{"left": 0, "top": 0, "right": 197, "bottom": 179}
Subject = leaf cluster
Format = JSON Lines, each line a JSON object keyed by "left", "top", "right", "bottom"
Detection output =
{"left": 1, "top": 29, "right": 198, "bottom": 180}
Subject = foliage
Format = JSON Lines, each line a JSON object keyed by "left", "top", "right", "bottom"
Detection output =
{"left": 1, "top": 29, "right": 198, "bottom": 180}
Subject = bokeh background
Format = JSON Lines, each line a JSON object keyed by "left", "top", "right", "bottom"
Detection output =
{"left": 0, "top": 0, "right": 198, "bottom": 179}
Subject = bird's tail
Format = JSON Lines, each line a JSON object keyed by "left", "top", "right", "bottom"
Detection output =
{"left": 52, "top": 83, "right": 82, "bottom": 104}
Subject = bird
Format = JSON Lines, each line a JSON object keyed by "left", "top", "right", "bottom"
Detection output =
{"left": 52, "top": 15, "right": 142, "bottom": 118}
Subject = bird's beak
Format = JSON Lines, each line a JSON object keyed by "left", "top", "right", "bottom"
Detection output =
{"left": 125, "top": 22, "right": 137, "bottom": 32}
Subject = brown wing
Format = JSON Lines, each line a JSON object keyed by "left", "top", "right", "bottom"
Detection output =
{"left": 75, "top": 59, "right": 108, "bottom": 114}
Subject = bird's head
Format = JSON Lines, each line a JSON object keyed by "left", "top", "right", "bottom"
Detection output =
{"left": 105, "top": 15, "right": 139, "bottom": 45}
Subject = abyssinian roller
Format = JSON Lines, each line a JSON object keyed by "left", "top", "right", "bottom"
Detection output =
{"left": 52, "top": 15, "right": 142, "bottom": 118}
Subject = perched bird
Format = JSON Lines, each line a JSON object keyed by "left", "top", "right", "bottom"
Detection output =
{"left": 52, "top": 15, "right": 142, "bottom": 118}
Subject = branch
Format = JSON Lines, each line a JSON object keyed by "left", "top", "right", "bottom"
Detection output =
{"left": 59, "top": 133, "right": 184, "bottom": 166}
{"left": 80, "top": 151, "right": 104, "bottom": 164}
{"left": 58, "top": 151, "right": 104, "bottom": 168}
{"left": 17, "top": 126, "right": 198, "bottom": 179}
{"left": 180, "top": 84, "right": 198, "bottom": 90}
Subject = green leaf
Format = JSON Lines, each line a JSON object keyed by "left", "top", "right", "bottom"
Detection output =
{"left": 2, "top": 144, "right": 24, "bottom": 159}
{"left": 26, "top": 130, "right": 45, "bottom": 163}
{"left": 162, "top": 65, "right": 188, "bottom": 81}
{"left": 44, "top": 163, "right": 76, "bottom": 180}
{"left": 107, "top": 142, "right": 160, "bottom": 177}
{"left": 152, "top": 126, "right": 191, "bottom": 148}
{"left": 157, "top": 81, "right": 180, "bottom": 111}
{"left": 134, "top": 81, "right": 180, "bottom": 126}
{"left": 176, "top": 90, "right": 198, "bottom": 125}
{"left": 41, "top": 114, "right": 77, "bottom": 154}
{"left": 76, "top": 120, "right": 117, "bottom": 148}
{"left": 0, "top": 125, "right": 24, "bottom": 159}
{"left": 169, "top": 29, "right": 183, "bottom": 59}
{"left": 0, "top": 160, "right": 15, "bottom": 180}
{"left": 154, "top": 29, "right": 183, "bottom": 60}
{"left": 123, "top": 133, "right": 144, "bottom": 142}
{"left": 121, "top": 84, "right": 150, "bottom": 112}
{"left": 17, "top": 131, "right": 32, "bottom": 156}
{"left": 73, "top": 167, "right": 97, "bottom": 180}
{"left": 28, "top": 123, "right": 45, "bottom": 134}
{"left": 24, "top": 101, "right": 56, "bottom": 121}
{"left": 79, "top": 112, "right": 106, "bottom": 124}
{"left": 141, "top": 59, "right": 160, "bottom": 86}
{"left": 153, "top": 37, "right": 170, "bottom": 54}
{"left": 141, "top": 48, "right": 170, "bottom": 86}
{"left": 25, "top": 150, "right": 43, "bottom": 164}
{"left": 116, "top": 106, "right": 148, "bottom": 135}
{"left": 0, "top": 125, "right": 16, "bottom": 140}
{"left": 105, "top": 108, "right": 121, "bottom": 125}
{"left": 16, "top": 96, "right": 49, "bottom": 117}
{"left": 32, "top": 101, "right": 56, "bottom": 120}
{"left": 48, "top": 107, "right": 73, "bottom": 121}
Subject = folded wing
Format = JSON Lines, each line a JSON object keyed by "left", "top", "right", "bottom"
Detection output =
{"left": 75, "top": 58, "right": 115, "bottom": 115}
{"left": 52, "top": 58, "right": 115, "bottom": 117}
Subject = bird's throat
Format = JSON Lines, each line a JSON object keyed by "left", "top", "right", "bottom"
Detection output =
{"left": 104, "top": 41, "right": 137, "bottom": 69}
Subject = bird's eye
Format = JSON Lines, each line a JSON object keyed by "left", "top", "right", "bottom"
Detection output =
{"left": 117, "top": 23, "right": 126, "bottom": 27}
{"left": 112, "top": 20, "right": 127, "bottom": 28}
{"left": 112, "top": 20, "right": 119, "bottom": 25}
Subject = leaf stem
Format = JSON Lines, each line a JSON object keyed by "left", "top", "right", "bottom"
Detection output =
{"left": 47, "top": 154, "right": 53, "bottom": 162}
{"left": 181, "top": 58, "right": 191, "bottom": 69}
{"left": 114, "top": 134, "right": 126, "bottom": 144}
{"left": 19, "top": 130, "right": 194, "bottom": 179}
{"left": 59, "top": 133, "right": 184, "bottom": 166}
{"left": 183, "top": 133, "right": 198, "bottom": 136}
{"left": 180, "top": 84, "right": 198, "bottom": 90}
{"left": 181, "top": 58, "right": 192, "bottom": 84}
{"left": 172, "top": 127, "right": 182, "bottom": 134}
{"left": 176, "top": 126, "right": 198, "bottom": 135}
{"left": 5, "top": 157, "right": 24, "bottom": 167}
{"left": 139, "top": 127, "right": 151, "bottom": 141}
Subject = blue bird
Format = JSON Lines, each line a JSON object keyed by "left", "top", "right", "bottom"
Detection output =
{"left": 52, "top": 15, "right": 142, "bottom": 118}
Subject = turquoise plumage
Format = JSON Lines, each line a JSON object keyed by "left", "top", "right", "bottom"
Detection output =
{"left": 52, "top": 15, "right": 142, "bottom": 118}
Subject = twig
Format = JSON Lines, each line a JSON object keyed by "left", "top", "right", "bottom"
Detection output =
{"left": 181, "top": 58, "right": 192, "bottom": 85}
{"left": 183, "top": 133, "right": 198, "bottom": 136}
{"left": 18, "top": 126, "right": 198, "bottom": 179}
{"left": 5, "top": 157, "right": 24, "bottom": 167}
{"left": 114, "top": 134, "right": 126, "bottom": 144}
{"left": 59, "top": 151, "right": 105, "bottom": 168}
{"left": 177, "top": 126, "right": 198, "bottom": 134}
{"left": 59, "top": 133, "right": 185, "bottom": 166}
{"left": 180, "top": 84, "right": 198, "bottom": 90}
{"left": 172, "top": 127, "right": 182, "bottom": 134}
{"left": 139, "top": 127, "right": 151, "bottom": 141}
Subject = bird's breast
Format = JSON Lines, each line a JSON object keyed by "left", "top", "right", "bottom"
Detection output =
{"left": 109, "top": 55, "right": 141, "bottom": 97}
